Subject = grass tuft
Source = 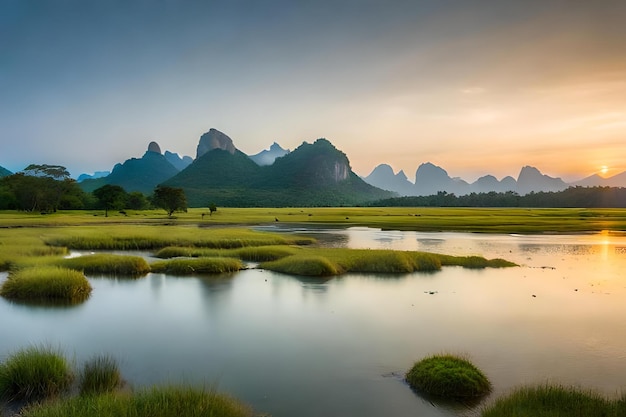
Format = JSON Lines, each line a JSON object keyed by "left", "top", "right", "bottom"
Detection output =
{"left": 406, "top": 354, "right": 491, "bottom": 401}
{"left": 79, "top": 354, "right": 123, "bottom": 396}
{"left": 261, "top": 255, "right": 340, "bottom": 276}
{"left": 0, "top": 345, "right": 73, "bottom": 402}
{"left": 481, "top": 384, "right": 626, "bottom": 417}
{"left": 150, "top": 257, "right": 244, "bottom": 275}
{"left": 0, "top": 266, "right": 92, "bottom": 303}
{"left": 58, "top": 254, "right": 151, "bottom": 277}
{"left": 20, "top": 385, "right": 254, "bottom": 417}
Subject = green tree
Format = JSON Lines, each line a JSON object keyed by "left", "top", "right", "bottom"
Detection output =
{"left": 22, "top": 164, "right": 71, "bottom": 180}
{"left": 153, "top": 186, "right": 187, "bottom": 217}
{"left": 93, "top": 185, "right": 127, "bottom": 217}
{"left": 208, "top": 202, "right": 217, "bottom": 216}
{"left": 127, "top": 191, "right": 150, "bottom": 210}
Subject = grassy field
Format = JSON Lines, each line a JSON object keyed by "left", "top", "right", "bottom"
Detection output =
{"left": 2, "top": 207, "right": 626, "bottom": 233}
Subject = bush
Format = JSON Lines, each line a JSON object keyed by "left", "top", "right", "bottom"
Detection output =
{"left": 481, "top": 384, "right": 624, "bottom": 417}
{"left": 79, "top": 355, "right": 123, "bottom": 396}
{"left": 21, "top": 385, "right": 254, "bottom": 417}
{"left": 150, "top": 258, "right": 244, "bottom": 275}
{"left": 0, "top": 266, "right": 91, "bottom": 303}
{"left": 0, "top": 345, "right": 73, "bottom": 402}
{"left": 406, "top": 354, "right": 491, "bottom": 401}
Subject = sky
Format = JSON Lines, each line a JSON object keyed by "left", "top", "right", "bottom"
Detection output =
{"left": 2, "top": 0, "right": 625, "bottom": 182}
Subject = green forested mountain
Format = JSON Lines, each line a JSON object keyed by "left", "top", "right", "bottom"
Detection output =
{"left": 79, "top": 148, "right": 180, "bottom": 194}
{"left": 0, "top": 165, "right": 11, "bottom": 178}
{"left": 164, "top": 138, "right": 393, "bottom": 207}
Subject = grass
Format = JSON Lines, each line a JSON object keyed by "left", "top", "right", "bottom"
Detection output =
{"left": 57, "top": 254, "right": 151, "bottom": 277}
{"left": 0, "top": 345, "right": 73, "bottom": 402}
{"left": 0, "top": 266, "right": 92, "bottom": 303}
{"left": 3, "top": 207, "right": 626, "bottom": 233}
{"left": 150, "top": 257, "right": 244, "bottom": 275}
{"left": 405, "top": 354, "right": 491, "bottom": 401}
{"left": 155, "top": 245, "right": 299, "bottom": 261}
{"left": 260, "top": 248, "right": 516, "bottom": 276}
{"left": 42, "top": 225, "right": 314, "bottom": 250}
{"left": 481, "top": 384, "right": 626, "bottom": 417}
{"left": 20, "top": 385, "right": 254, "bottom": 417}
{"left": 79, "top": 355, "right": 123, "bottom": 396}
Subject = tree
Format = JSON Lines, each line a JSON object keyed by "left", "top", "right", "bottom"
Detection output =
{"left": 127, "top": 191, "right": 150, "bottom": 210}
{"left": 208, "top": 202, "right": 217, "bottom": 216}
{"left": 93, "top": 185, "right": 127, "bottom": 217}
{"left": 153, "top": 186, "right": 187, "bottom": 217}
{"left": 22, "top": 164, "right": 71, "bottom": 180}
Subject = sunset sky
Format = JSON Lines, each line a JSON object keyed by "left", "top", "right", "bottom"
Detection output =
{"left": 2, "top": 0, "right": 625, "bottom": 182}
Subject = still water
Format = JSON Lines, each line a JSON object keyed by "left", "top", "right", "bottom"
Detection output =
{"left": 2, "top": 227, "right": 626, "bottom": 417}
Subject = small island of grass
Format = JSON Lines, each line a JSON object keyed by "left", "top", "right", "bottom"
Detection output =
{"left": 406, "top": 354, "right": 491, "bottom": 401}
{"left": 0, "top": 266, "right": 92, "bottom": 304}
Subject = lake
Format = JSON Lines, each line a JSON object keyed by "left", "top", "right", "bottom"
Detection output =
{"left": 2, "top": 227, "right": 626, "bottom": 417}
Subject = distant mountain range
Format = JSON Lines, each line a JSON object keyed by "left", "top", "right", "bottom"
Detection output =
{"left": 4, "top": 128, "right": 625, "bottom": 207}
{"left": 363, "top": 162, "right": 626, "bottom": 197}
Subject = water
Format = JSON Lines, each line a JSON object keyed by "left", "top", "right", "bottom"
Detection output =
{"left": 2, "top": 228, "right": 626, "bottom": 416}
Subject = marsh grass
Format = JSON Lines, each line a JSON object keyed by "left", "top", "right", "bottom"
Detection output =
{"left": 150, "top": 258, "right": 244, "bottom": 275}
{"left": 0, "top": 345, "right": 73, "bottom": 402}
{"left": 155, "top": 245, "right": 299, "bottom": 261}
{"left": 57, "top": 254, "right": 151, "bottom": 277}
{"left": 43, "top": 226, "right": 314, "bottom": 251}
{"left": 79, "top": 355, "right": 122, "bottom": 396}
{"left": 406, "top": 354, "right": 491, "bottom": 402}
{"left": 261, "top": 248, "right": 514, "bottom": 276}
{"left": 481, "top": 385, "right": 626, "bottom": 417}
{"left": 0, "top": 266, "right": 91, "bottom": 303}
{"left": 21, "top": 385, "right": 254, "bottom": 417}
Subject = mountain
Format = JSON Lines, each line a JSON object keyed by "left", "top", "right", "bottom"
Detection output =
{"left": 413, "top": 162, "right": 470, "bottom": 196}
{"left": 77, "top": 171, "right": 110, "bottom": 182}
{"left": 364, "top": 164, "right": 413, "bottom": 196}
{"left": 516, "top": 166, "right": 567, "bottom": 195}
{"left": 0, "top": 165, "right": 12, "bottom": 178}
{"left": 249, "top": 142, "right": 290, "bottom": 166}
{"left": 164, "top": 134, "right": 393, "bottom": 207}
{"left": 471, "top": 175, "right": 516, "bottom": 193}
{"left": 79, "top": 141, "right": 180, "bottom": 194}
{"left": 574, "top": 171, "right": 626, "bottom": 188}
{"left": 164, "top": 151, "right": 193, "bottom": 171}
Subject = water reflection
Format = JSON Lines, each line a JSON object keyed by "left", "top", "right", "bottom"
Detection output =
{"left": 2, "top": 229, "right": 626, "bottom": 417}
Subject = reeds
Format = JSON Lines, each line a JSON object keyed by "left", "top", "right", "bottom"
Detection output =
{"left": 58, "top": 254, "right": 151, "bottom": 276}
{"left": 406, "top": 354, "right": 491, "bottom": 401}
{"left": 481, "top": 384, "right": 626, "bottom": 417}
{"left": 0, "top": 345, "right": 73, "bottom": 402}
{"left": 21, "top": 385, "right": 254, "bottom": 417}
{"left": 0, "top": 266, "right": 92, "bottom": 303}
{"left": 79, "top": 354, "right": 123, "bottom": 395}
{"left": 150, "top": 258, "right": 244, "bottom": 275}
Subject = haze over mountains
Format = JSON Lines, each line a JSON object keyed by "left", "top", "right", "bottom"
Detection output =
{"left": 2, "top": 127, "right": 625, "bottom": 207}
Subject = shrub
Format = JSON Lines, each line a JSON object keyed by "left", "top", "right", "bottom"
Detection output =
{"left": 21, "top": 385, "right": 253, "bottom": 417}
{"left": 79, "top": 355, "right": 123, "bottom": 396}
{"left": 0, "top": 266, "right": 91, "bottom": 303}
{"left": 150, "top": 258, "right": 244, "bottom": 275}
{"left": 481, "top": 384, "right": 621, "bottom": 417}
{"left": 0, "top": 345, "right": 73, "bottom": 402}
{"left": 406, "top": 354, "right": 491, "bottom": 401}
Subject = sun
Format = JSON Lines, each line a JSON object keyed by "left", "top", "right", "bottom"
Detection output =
{"left": 601, "top": 166, "right": 609, "bottom": 175}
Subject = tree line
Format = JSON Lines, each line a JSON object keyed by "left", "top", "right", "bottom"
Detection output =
{"left": 0, "top": 165, "right": 187, "bottom": 216}
{"left": 368, "top": 187, "right": 626, "bottom": 208}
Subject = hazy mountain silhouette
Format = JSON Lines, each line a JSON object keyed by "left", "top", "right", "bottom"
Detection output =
{"left": 249, "top": 142, "right": 290, "bottom": 166}
{"left": 516, "top": 166, "right": 567, "bottom": 194}
{"left": 164, "top": 135, "right": 392, "bottom": 207}
{"left": 79, "top": 142, "right": 180, "bottom": 194}
{"left": 364, "top": 164, "right": 413, "bottom": 196}
{"left": 77, "top": 171, "right": 110, "bottom": 182}
{"left": 362, "top": 162, "right": 570, "bottom": 196}
{"left": 574, "top": 171, "right": 626, "bottom": 188}
{"left": 0, "top": 165, "right": 12, "bottom": 178}
{"left": 164, "top": 151, "right": 193, "bottom": 171}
